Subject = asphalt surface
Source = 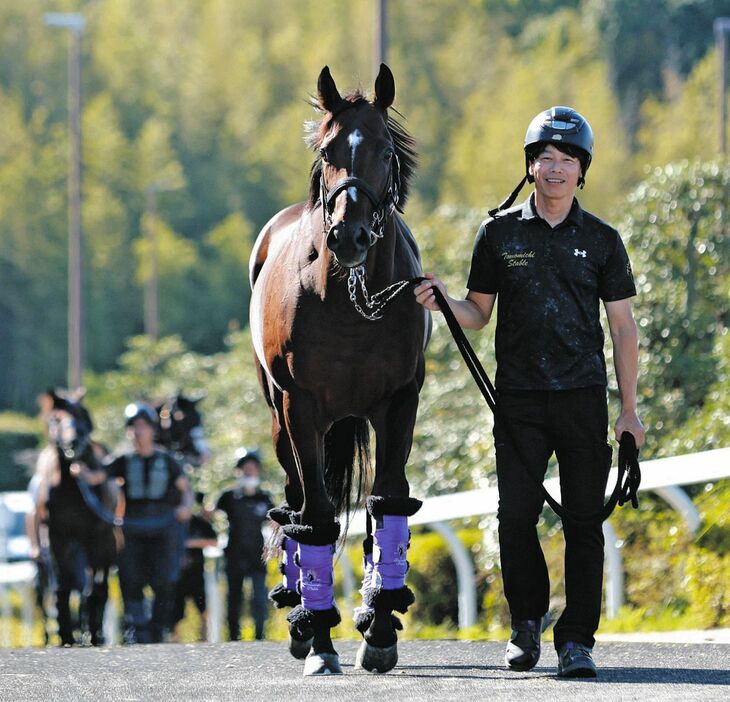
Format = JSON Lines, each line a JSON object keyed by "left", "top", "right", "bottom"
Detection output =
{"left": 1, "top": 639, "right": 728, "bottom": 701}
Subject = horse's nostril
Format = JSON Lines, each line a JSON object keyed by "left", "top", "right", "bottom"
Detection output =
{"left": 356, "top": 226, "right": 370, "bottom": 248}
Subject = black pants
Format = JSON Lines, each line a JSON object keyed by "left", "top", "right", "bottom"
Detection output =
{"left": 493, "top": 386, "right": 612, "bottom": 650}
{"left": 118, "top": 528, "right": 178, "bottom": 643}
{"left": 225, "top": 562, "right": 268, "bottom": 641}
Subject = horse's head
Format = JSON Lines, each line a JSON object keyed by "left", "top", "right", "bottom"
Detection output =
{"left": 155, "top": 391, "right": 209, "bottom": 465}
{"left": 307, "top": 64, "right": 416, "bottom": 269}
{"left": 43, "top": 388, "right": 94, "bottom": 461}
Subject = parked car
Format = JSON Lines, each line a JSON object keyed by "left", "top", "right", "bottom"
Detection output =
{"left": 0, "top": 490, "right": 33, "bottom": 562}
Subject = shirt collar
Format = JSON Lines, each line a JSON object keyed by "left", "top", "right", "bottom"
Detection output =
{"left": 520, "top": 193, "right": 584, "bottom": 229}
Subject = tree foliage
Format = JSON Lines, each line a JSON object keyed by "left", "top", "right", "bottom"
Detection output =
{"left": 619, "top": 159, "right": 729, "bottom": 457}
{"left": 1, "top": 0, "right": 727, "bottom": 409}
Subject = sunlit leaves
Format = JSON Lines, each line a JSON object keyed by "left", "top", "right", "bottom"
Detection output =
{"left": 619, "top": 158, "right": 729, "bottom": 456}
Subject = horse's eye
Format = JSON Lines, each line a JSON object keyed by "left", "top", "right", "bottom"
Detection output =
{"left": 319, "top": 148, "right": 329, "bottom": 162}
{"left": 384, "top": 147, "right": 394, "bottom": 162}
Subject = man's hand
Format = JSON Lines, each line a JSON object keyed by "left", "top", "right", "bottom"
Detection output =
{"left": 70, "top": 462, "right": 91, "bottom": 481}
{"left": 414, "top": 273, "right": 447, "bottom": 311}
{"left": 614, "top": 409, "right": 645, "bottom": 449}
{"left": 175, "top": 505, "right": 192, "bottom": 523}
{"left": 414, "top": 273, "right": 496, "bottom": 330}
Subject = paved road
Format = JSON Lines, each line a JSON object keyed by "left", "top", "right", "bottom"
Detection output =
{"left": 1, "top": 640, "right": 728, "bottom": 701}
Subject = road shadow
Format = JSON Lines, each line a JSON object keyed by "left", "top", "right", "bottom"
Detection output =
{"left": 589, "top": 667, "right": 730, "bottom": 686}
{"left": 348, "top": 663, "right": 730, "bottom": 686}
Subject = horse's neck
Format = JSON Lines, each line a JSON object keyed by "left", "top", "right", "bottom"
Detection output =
{"left": 55, "top": 444, "right": 98, "bottom": 480}
{"left": 55, "top": 447, "right": 74, "bottom": 481}
{"left": 364, "top": 217, "right": 411, "bottom": 287}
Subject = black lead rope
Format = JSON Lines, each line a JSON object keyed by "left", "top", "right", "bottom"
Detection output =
{"left": 75, "top": 476, "right": 178, "bottom": 532}
{"left": 409, "top": 277, "right": 641, "bottom": 526}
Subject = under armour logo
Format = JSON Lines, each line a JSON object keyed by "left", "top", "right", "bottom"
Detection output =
{"left": 574, "top": 249, "right": 587, "bottom": 258}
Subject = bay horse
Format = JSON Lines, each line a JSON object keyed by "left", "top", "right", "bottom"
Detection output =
{"left": 250, "top": 64, "right": 430, "bottom": 675}
{"left": 35, "top": 389, "right": 119, "bottom": 645}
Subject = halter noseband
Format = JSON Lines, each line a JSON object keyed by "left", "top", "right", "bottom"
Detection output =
{"left": 319, "top": 152, "right": 401, "bottom": 241}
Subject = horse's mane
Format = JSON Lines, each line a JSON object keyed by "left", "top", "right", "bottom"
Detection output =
{"left": 304, "top": 90, "right": 417, "bottom": 210}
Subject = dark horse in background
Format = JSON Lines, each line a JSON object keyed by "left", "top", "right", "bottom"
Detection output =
{"left": 154, "top": 392, "right": 210, "bottom": 472}
{"left": 35, "top": 390, "right": 119, "bottom": 645}
{"left": 250, "top": 64, "right": 430, "bottom": 675}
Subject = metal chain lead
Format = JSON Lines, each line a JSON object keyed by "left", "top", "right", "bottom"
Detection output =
{"left": 348, "top": 266, "right": 413, "bottom": 322}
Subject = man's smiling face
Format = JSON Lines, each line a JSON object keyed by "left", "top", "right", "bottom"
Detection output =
{"left": 529, "top": 143, "right": 582, "bottom": 202}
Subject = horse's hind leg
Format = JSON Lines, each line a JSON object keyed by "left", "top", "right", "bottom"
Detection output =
{"left": 356, "top": 380, "right": 422, "bottom": 673}
{"left": 51, "top": 537, "right": 85, "bottom": 646}
{"left": 87, "top": 568, "right": 109, "bottom": 645}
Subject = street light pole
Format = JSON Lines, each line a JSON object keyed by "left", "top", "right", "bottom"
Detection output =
{"left": 375, "top": 0, "right": 388, "bottom": 79}
{"left": 715, "top": 17, "right": 730, "bottom": 154}
{"left": 44, "top": 13, "right": 86, "bottom": 391}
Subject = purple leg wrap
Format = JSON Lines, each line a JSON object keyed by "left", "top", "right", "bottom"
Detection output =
{"left": 372, "top": 515, "right": 409, "bottom": 590}
{"left": 282, "top": 537, "right": 299, "bottom": 591}
{"left": 297, "top": 543, "right": 335, "bottom": 611}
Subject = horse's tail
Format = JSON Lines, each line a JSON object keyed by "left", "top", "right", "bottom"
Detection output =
{"left": 324, "top": 417, "right": 371, "bottom": 536}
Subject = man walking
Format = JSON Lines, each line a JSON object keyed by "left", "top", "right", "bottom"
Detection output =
{"left": 414, "top": 106, "right": 644, "bottom": 677}
{"left": 216, "top": 449, "right": 273, "bottom": 641}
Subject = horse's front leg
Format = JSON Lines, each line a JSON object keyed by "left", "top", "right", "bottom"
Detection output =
{"left": 278, "top": 387, "right": 342, "bottom": 676}
{"left": 357, "top": 379, "right": 422, "bottom": 673}
{"left": 266, "top": 386, "right": 308, "bottom": 652}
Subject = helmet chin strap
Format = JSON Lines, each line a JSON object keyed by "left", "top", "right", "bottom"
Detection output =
{"left": 487, "top": 175, "right": 528, "bottom": 218}
{"left": 488, "top": 165, "right": 586, "bottom": 218}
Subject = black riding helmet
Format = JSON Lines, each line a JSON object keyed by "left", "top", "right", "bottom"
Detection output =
{"left": 524, "top": 106, "right": 593, "bottom": 185}
{"left": 124, "top": 402, "right": 158, "bottom": 427}
{"left": 234, "top": 447, "right": 262, "bottom": 469}
{"left": 489, "top": 106, "right": 594, "bottom": 217}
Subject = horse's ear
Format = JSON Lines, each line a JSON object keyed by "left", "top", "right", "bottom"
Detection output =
{"left": 46, "top": 388, "right": 65, "bottom": 409}
{"left": 373, "top": 63, "right": 395, "bottom": 111}
{"left": 317, "top": 65, "right": 343, "bottom": 113}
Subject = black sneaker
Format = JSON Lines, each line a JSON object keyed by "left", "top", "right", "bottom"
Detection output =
{"left": 505, "top": 617, "right": 545, "bottom": 671}
{"left": 557, "top": 641, "right": 597, "bottom": 678}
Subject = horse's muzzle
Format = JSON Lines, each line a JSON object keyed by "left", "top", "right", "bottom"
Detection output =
{"left": 327, "top": 223, "right": 373, "bottom": 267}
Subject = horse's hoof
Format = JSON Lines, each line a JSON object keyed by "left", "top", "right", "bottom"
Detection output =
{"left": 303, "top": 651, "right": 342, "bottom": 676}
{"left": 355, "top": 640, "right": 398, "bottom": 673}
{"left": 288, "top": 635, "right": 313, "bottom": 660}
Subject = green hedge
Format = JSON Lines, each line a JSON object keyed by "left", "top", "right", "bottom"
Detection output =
{"left": 0, "top": 412, "right": 41, "bottom": 491}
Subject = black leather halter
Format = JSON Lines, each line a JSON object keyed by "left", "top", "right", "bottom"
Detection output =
{"left": 319, "top": 153, "right": 401, "bottom": 240}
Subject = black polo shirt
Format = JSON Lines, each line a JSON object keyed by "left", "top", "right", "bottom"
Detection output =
{"left": 216, "top": 488, "right": 273, "bottom": 572}
{"left": 466, "top": 195, "right": 636, "bottom": 391}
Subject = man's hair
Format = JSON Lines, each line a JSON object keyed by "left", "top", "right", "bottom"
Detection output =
{"left": 235, "top": 458, "right": 261, "bottom": 471}
{"left": 526, "top": 141, "right": 589, "bottom": 175}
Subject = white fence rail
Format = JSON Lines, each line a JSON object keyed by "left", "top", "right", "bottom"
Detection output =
{"left": 2, "top": 447, "right": 728, "bottom": 644}
{"left": 343, "top": 446, "right": 730, "bottom": 626}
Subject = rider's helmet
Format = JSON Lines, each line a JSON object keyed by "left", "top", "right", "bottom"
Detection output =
{"left": 488, "top": 106, "right": 594, "bottom": 217}
{"left": 234, "top": 447, "right": 262, "bottom": 469}
{"left": 523, "top": 106, "right": 593, "bottom": 186}
{"left": 124, "top": 402, "right": 159, "bottom": 427}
